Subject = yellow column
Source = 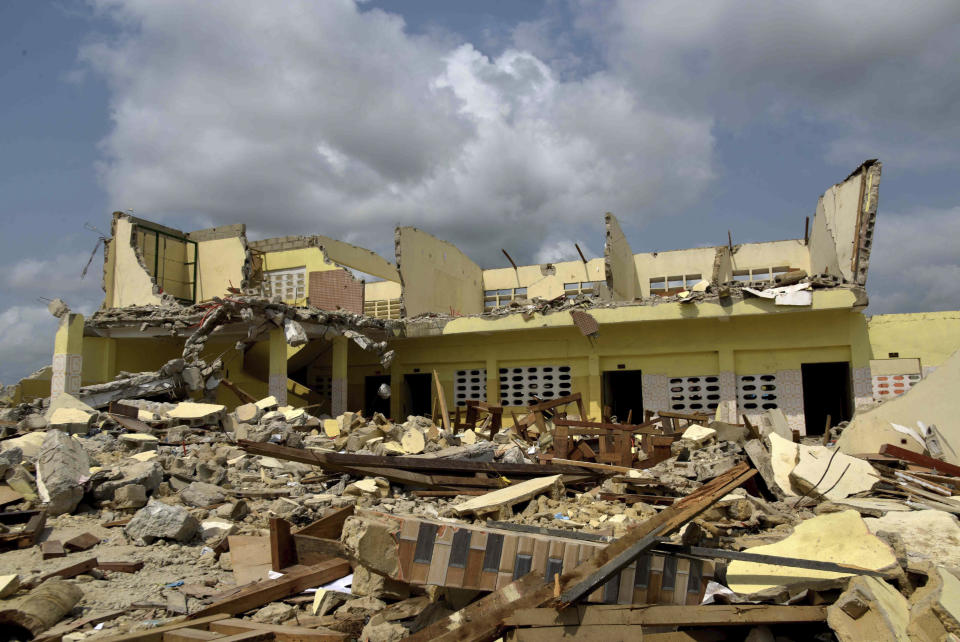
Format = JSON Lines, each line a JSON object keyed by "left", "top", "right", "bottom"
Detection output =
{"left": 51, "top": 313, "right": 84, "bottom": 399}
{"left": 268, "top": 327, "right": 288, "bottom": 406}
{"left": 331, "top": 335, "right": 348, "bottom": 416}
{"left": 587, "top": 354, "right": 601, "bottom": 421}
{"left": 485, "top": 356, "right": 499, "bottom": 405}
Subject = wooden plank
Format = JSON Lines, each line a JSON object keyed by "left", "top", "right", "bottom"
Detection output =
{"left": 406, "top": 463, "right": 756, "bottom": 642}
{"left": 98, "top": 560, "right": 145, "bottom": 573}
{"left": 162, "top": 629, "right": 222, "bottom": 641}
{"left": 41, "top": 540, "right": 66, "bottom": 559}
{"left": 64, "top": 532, "right": 101, "bottom": 552}
{"left": 434, "top": 370, "right": 451, "bottom": 433}
{"left": 547, "top": 458, "right": 641, "bottom": 475}
{"left": 599, "top": 493, "right": 675, "bottom": 506}
{"left": 35, "top": 557, "right": 99, "bottom": 583}
{"left": 236, "top": 441, "right": 593, "bottom": 476}
{"left": 879, "top": 444, "right": 960, "bottom": 477}
{"left": 188, "top": 560, "right": 351, "bottom": 619}
{"left": 504, "top": 603, "right": 825, "bottom": 627}
{"left": 227, "top": 536, "right": 273, "bottom": 585}
{"left": 221, "top": 378, "right": 258, "bottom": 404}
{"left": 209, "top": 618, "right": 349, "bottom": 642}
{"left": 97, "top": 615, "right": 230, "bottom": 641}
{"left": 270, "top": 518, "right": 296, "bottom": 572}
{"left": 413, "top": 490, "right": 488, "bottom": 497}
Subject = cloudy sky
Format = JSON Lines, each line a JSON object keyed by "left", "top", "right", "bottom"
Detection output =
{"left": 2, "top": 0, "right": 959, "bottom": 383}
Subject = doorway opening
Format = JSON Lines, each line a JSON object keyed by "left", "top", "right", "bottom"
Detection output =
{"left": 364, "top": 375, "right": 391, "bottom": 418}
{"left": 800, "top": 362, "right": 852, "bottom": 435}
{"left": 404, "top": 373, "right": 432, "bottom": 419}
{"left": 602, "top": 370, "right": 644, "bottom": 423}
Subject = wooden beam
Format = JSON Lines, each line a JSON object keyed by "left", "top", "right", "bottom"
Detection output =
{"left": 96, "top": 615, "right": 230, "bottom": 641}
{"left": 270, "top": 518, "right": 296, "bottom": 572}
{"left": 34, "top": 557, "right": 98, "bottom": 584}
{"left": 879, "top": 444, "right": 960, "bottom": 477}
{"left": 504, "top": 604, "right": 827, "bottom": 627}
{"left": 434, "top": 370, "right": 451, "bottom": 432}
{"left": 188, "top": 560, "right": 350, "bottom": 619}
{"left": 209, "top": 618, "right": 349, "bottom": 642}
{"left": 220, "top": 378, "right": 258, "bottom": 404}
{"left": 236, "top": 440, "right": 594, "bottom": 476}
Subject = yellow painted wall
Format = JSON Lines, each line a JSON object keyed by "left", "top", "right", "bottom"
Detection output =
{"left": 313, "top": 235, "right": 400, "bottom": 282}
{"left": 107, "top": 216, "right": 164, "bottom": 308}
{"left": 867, "top": 311, "right": 960, "bottom": 368}
{"left": 397, "top": 227, "right": 484, "bottom": 316}
{"left": 365, "top": 280, "right": 402, "bottom": 300}
{"left": 483, "top": 258, "right": 606, "bottom": 300}
{"left": 261, "top": 247, "right": 338, "bottom": 306}
{"left": 729, "top": 240, "right": 810, "bottom": 279}
{"left": 194, "top": 236, "right": 247, "bottom": 301}
{"left": 634, "top": 246, "right": 716, "bottom": 297}
{"left": 604, "top": 213, "right": 639, "bottom": 301}
{"left": 383, "top": 307, "right": 872, "bottom": 419}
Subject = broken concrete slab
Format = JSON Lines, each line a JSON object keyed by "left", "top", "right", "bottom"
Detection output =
{"left": 113, "top": 484, "right": 147, "bottom": 509}
{"left": 726, "top": 510, "right": 898, "bottom": 594}
{"left": 827, "top": 575, "right": 910, "bottom": 642}
{"left": 47, "top": 407, "right": 95, "bottom": 435}
{"left": 758, "top": 408, "right": 793, "bottom": 440}
{"left": 864, "top": 509, "right": 960, "bottom": 568}
{"left": 323, "top": 419, "right": 340, "bottom": 438}
{"left": 179, "top": 481, "right": 227, "bottom": 507}
{"left": 789, "top": 445, "right": 880, "bottom": 501}
{"left": 43, "top": 392, "right": 95, "bottom": 421}
{"left": 201, "top": 519, "right": 237, "bottom": 540}
{"left": 0, "top": 574, "right": 19, "bottom": 599}
{"left": 767, "top": 433, "right": 800, "bottom": 497}
{"left": 255, "top": 396, "right": 279, "bottom": 412}
{"left": 36, "top": 430, "right": 89, "bottom": 516}
{"left": 125, "top": 500, "right": 199, "bottom": 543}
{"left": 165, "top": 402, "right": 226, "bottom": 425}
{"left": 681, "top": 424, "right": 717, "bottom": 447}
{"left": 235, "top": 402, "right": 262, "bottom": 424}
{"left": 0, "top": 432, "right": 46, "bottom": 460}
{"left": 118, "top": 433, "right": 159, "bottom": 452}
{"left": 91, "top": 460, "right": 163, "bottom": 501}
{"left": 453, "top": 474, "right": 564, "bottom": 518}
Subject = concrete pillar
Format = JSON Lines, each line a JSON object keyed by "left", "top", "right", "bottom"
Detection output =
{"left": 331, "top": 335, "right": 348, "bottom": 417}
{"left": 51, "top": 313, "right": 84, "bottom": 399}
{"left": 717, "top": 349, "right": 737, "bottom": 423}
{"left": 587, "top": 354, "right": 601, "bottom": 421}
{"left": 485, "top": 356, "right": 499, "bottom": 405}
{"left": 268, "top": 327, "right": 288, "bottom": 406}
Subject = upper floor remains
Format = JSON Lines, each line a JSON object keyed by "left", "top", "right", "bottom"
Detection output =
{"left": 100, "top": 160, "right": 880, "bottom": 320}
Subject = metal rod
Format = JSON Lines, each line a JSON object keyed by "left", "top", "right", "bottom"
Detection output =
{"left": 575, "top": 243, "right": 588, "bottom": 264}
{"left": 501, "top": 248, "right": 518, "bottom": 271}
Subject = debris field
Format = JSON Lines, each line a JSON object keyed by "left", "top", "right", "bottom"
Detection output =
{"left": 2, "top": 345, "right": 960, "bottom": 642}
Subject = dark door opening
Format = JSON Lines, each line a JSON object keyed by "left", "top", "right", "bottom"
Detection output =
{"left": 801, "top": 362, "right": 852, "bottom": 435}
{"left": 404, "top": 373, "right": 432, "bottom": 419}
{"left": 602, "top": 370, "right": 644, "bottom": 423}
{"left": 364, "top": 375, "right": 391, "bottom": 418}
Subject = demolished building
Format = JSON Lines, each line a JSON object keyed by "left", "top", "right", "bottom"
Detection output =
{"left": 7, "top": 159, "right": 960, "bottom": 444}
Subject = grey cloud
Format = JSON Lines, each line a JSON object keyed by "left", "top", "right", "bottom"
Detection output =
{"left": 577, "top": 0, "right": 960, "bottom": 166}
{"left": 866, "top": 207, "right": 960, "bottom": 314}
{"left": 81, "top": 0, "right": 715, "bottom": 268}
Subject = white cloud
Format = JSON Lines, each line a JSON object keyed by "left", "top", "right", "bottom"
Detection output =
{"left": 81, "top": 0, "right": 715, "bottom": 266}
{"left": 866, "top": 207, "right": 960, "bottom": 314}
{"left": 0, "top": 306, "right": 58, "bottom": 385}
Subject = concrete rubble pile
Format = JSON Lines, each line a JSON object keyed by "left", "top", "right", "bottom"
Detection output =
{"left": 0, "top": 365, "right": 959, "bottom": 641}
